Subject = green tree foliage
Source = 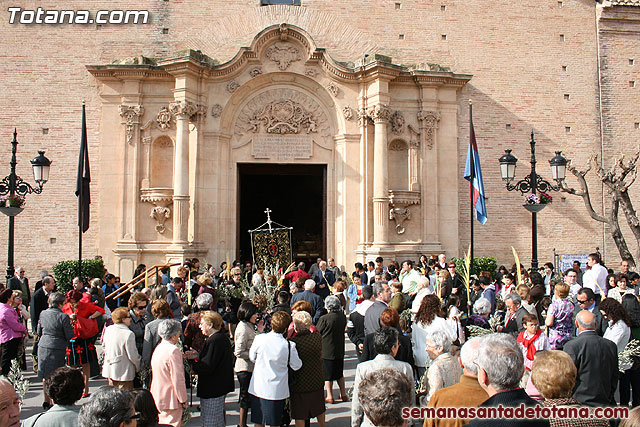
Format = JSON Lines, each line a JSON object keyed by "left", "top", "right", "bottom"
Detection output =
{"left": 450, "top": 256, "right": 497, "bottom": 279}
{"left": 52, "top": 259, "right": 105, "bottom": 293}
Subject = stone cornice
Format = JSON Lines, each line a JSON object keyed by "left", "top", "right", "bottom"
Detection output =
{"left": 87, "top": 23, "right": 472, "bottom": 88}
{"left": 86, "top": 65, "right": 173, "bottom": 81}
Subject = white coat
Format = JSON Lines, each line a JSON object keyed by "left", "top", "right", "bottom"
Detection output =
{"left": 102, "top": 323, "right": 141, "bottom": 381}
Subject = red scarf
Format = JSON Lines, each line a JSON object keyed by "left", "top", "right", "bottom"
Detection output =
{"left": 517, "top": 329, "right": 542, "bottom": 362}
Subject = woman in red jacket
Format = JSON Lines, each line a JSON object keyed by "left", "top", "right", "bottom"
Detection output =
{"left": 62, "top": 289, "right": 104, "bottom": 397}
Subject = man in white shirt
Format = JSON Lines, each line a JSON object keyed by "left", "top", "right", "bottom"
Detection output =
{"left": 565, "top": 268, "right": 582, "bottom": 302}
{"left": 399, "top": 260, "right": 421, "bottom": 296}
{"left": 582, "top": 253, "right": 608, "bottom": 303}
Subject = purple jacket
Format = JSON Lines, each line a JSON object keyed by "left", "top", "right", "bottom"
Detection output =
{"left": 0, "top": 303, "right": 26, "bottom": 343}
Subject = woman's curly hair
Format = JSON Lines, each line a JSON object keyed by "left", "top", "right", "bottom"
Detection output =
{"left": 415, "top": 294, "right": 443, "bottom": 326}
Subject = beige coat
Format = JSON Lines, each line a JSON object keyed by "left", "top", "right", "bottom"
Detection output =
{"left": 102, "top": 323, "right": 140, "bottom": 381}
{"left": 234, "top": 320, "right": 255, "bottom": 372}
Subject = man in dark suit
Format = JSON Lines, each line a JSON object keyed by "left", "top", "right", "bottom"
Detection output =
{"left": 498, "top": 293, "right": 527, "bottom": 337}
{"left": 364, "top": 282, "right": 392, "bottom": 336}
{"left": 290, "top": 279, "right": 325, "bottom": 324}
{"left": 8, "top": 267, "right": 30, "bottom": 309}
{"left": 564, "top": 310, "right": 618, "bottom": 406}
{"left": 30, "top": 276, "right": 55, "bottom": 335}
{"left": 571, "top": 287, "right": 608, "bottom": 337}
{"left": 313, "top": 260, "right": 335, "bottom": 300}
{"left": 468, "top": 334, "right": 550, "bottom": 426}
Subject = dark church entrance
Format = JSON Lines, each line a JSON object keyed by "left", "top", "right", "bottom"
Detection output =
{"left": 237, "top": 163, "right": 326, "bottom": 270}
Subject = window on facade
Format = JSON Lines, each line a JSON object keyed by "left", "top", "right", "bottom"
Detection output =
{"left": 260, "top": 0, "right": 301, "bottom": 5}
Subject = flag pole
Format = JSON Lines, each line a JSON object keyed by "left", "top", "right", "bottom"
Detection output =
{"left": 469, "top": 100, "right": 474, "bottom": 278}
{"left": 78, "top": 102, "right": 85, "bottom": 280}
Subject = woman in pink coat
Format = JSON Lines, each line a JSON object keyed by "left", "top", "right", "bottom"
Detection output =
{"left": 150, "top": 319, "right": 188, "bottom": 426}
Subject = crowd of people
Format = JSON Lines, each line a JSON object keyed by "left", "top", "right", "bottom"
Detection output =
{"left": 0, "top": 252, "right": 639, "bottom": 426}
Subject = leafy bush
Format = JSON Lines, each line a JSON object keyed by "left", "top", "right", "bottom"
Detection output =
{"left": 450, "top": 256, "right": 498, "bottom": 280}
{"left": 52, "top": 259, "right": 105, "bottom": 293}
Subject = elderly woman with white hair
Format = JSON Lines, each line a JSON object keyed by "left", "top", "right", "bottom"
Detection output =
{"left": 411, "top": 276, "right": 434, "bottom": 316}
{"left": 462, "top": 297, "right": 492, "bottom": 338}
{"left": 289, "top": 310, "right": 326, "bottom": 427}
{"left": 184, "top": 292, "right": 214, "bottom": 353}
{"left": 420, "top": 329, "right": 463, "bottom": 405}
{"left": 316, "top": 295, "right": 348, "bottom": 404}
{"left": 150, "top": 319, "right": 188, "bottom": 426}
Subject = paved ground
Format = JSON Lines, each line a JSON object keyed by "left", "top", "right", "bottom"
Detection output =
{"left": 19, "top": 336, "right": 360, "bottom": 426}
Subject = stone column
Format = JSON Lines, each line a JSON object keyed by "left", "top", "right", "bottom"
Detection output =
{"left": 169, "top": 100, "right": 197, "bottom": 245}
{"left": 369, "top": 104, "right": 392, "bottom": 246}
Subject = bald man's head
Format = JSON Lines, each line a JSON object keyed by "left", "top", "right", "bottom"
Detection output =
{"left": 576, "top": 310, "right": 596, "bottom": 331}
{"left": 0, "top": 378, "right": 20, "bottom": 427}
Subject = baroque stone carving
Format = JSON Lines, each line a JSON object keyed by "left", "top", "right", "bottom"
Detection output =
{"left": 368, "top": 104, "right": 392, "bottom": 123}
{"left": 140, "top": 188, "right": 173, "bottom": 234}
{"left": 150, "top": 206, "right": 171, "bottom": 234}
{"left": 278, "top": 23, "right": 290, "bottom": 41}
{"left": 235, "top": 88, "right": 330, "bottom": 137}
{"left": 265, "top": 43, "right": 301, "bottom": 71}
{"left": 248, "top": 100, "right": 317, "bottom": 134}
{"left": 249, "top": 66, "right": 262, "bottom": 78}
{"left": 343, "top": 106, "right": 355, "bottom": 121}
{"left": 169, "top": 100, "right": 198, "bottom": 119}
{"left": 389, "top": 207, "right": 411, "bottom": 234}
{"left": 417, "top": 110, "right": 440, "bottom": 149}
{"left": 119, "top": 105, "right": 144, "bottom": 145}
{"left": 227, "top": 81, "right": 240, "bottom": 92}
{"left": 391, "top": 111, "right": 405, "bottom": 134}
{"left": 304, "top": 69, "right": 318, "bottom": 77}
{"left": 155, "top": 107, "right": 173, "bottom": 130}
{"left": 327, "top": 82, "right": 339, "bottom": 97}
{"left": 211, "top": 104, "right": 223, "bottom": 118}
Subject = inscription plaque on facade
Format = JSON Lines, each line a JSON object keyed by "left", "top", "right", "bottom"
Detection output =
{"left": 252, "top": 134, "right": 312, "bottom": 161}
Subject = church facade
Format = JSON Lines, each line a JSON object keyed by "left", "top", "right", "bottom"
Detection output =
{"left": 0, "top": 1, "right": 638, "bottom": 278}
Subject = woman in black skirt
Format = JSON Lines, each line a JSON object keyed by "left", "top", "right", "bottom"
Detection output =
{"left": 316, "top": 295, "right": 348, "bottom": 404}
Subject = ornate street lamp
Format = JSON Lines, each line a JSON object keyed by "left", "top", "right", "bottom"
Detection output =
{"left": 0, "top": 130, "right": 52, "bottom": 283}
{"left": 498, "top": 131, "right": 567, "bottom": 270}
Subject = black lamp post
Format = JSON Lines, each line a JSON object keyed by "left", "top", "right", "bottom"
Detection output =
{"left": 0, "top": 130, "right": 51, "bottom": 284}
{"left": 498, "top": 131, "right": 567, "bottom": 271}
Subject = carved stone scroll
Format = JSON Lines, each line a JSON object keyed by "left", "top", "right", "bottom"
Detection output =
{"left": 417, "top": 110, "right": 440, "bottom": 149}
{"left": 227, "top": 81, "right": 240, "bottom": 93}
{"left": 327, "top": 82, "right": 339, "bottom": 97}
{"left": 248, "top": 100, "right": 318, "bottom": 134}
{"left": 151, "top": 206, "right": 171, "bottom": 233}
{"left": 389, "top": 207, "right": 411, "bottom": 234}
{"left": 211, "top": 104, "right": 223, "bottom": 118}
{"left": 156, "top": 106, "right": 173, "bottom": 130}
{"left": 265, "top": 43, "right": 301, "bottom": 70}
{"left": 249, "top": 66, "right": 262, "bottom": 78}
{"left": 235, "top": 88, "right": 330, "bottom": 137}
{"left": 343, "top": 106, "right": 355, "bottom": 121}
{"left": 119, "top": 105, "right": 144, "bottom": 145}
{"left": 391, "top": 111, "right": 405, "bottom": 134}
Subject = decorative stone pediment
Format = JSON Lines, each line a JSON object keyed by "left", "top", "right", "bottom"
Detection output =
{"left": 235, "top": 88, "right": 330, "bottom": 136}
